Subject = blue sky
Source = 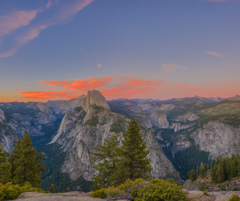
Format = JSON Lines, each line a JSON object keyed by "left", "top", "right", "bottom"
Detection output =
{"left": 0, "top": 0, "right": 239, "bottom": 101}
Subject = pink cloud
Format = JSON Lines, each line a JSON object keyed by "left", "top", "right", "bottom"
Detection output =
{"left": 17, "top": 90, "right": 77, "bottom": 100}
{"left": 17, "top": 76, "right": 191, "bottom": 100}
{"left": 205, "top": 51, "right": 225, "bottom": 58}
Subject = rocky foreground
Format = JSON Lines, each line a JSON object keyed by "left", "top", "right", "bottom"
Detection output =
{"left": 12, "top": 190, "right": 240, "bottom": 201}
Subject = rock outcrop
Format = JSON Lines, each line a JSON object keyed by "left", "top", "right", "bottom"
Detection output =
{"left": 0, "top": 109, "right": 17, "bottom": 153}
{"left": 191, "top": 121, "right": 240, "bottom": 159}
{"left": 175, "top": 112, "right": 199, "bottom": 122}
{"left": 50, "top": 91, "right": 179, "bottom": 181}
{"left": 170, "top": 123, "right": 193, "bottom": 132}
{"left": 148, "top": 110, "right": 169, "bottom": 129}
{"left": 82, "top": 90, "right": 110, "bottom": 112}
{"left": 47, "top": 95, "right": 86, "bottom": 115}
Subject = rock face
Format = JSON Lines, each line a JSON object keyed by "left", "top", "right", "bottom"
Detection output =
{"left": 47, "top": 95, "right": 86, "bottom": 116}
{"left": 134, "top": 110, "right": 170, "bottom": 130}
{"left": 170, "top": 123, "right": 193, "bottom": 132}
{"left": 8, "top": 102, "right": 57, "bottom": 137}
{"left": 50, "top": 90, "right": 179, "bottom": 181}
{"left": 191, "top": 121, "right": 240, "bottom": 159}
{"left": 148, "top": 110, "right": 169, "bottom": 129}
{"left": 175, "top": 112, "right": 199, "bottom": 122}
{"left": 184, "top": 176, "right": 240, "bottom": 192}
{"left": 0, "top": 109, "right": 6, "bottom": 122}
{"left": 82, "top": 90, "right": 110, "bottom": 112}
{"left": 0, "top": 109, "right": 18, "bottom": 153}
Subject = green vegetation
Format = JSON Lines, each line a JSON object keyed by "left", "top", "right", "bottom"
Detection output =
{"left": 91, "top": 118, "right": 152, "bottom": 189}
{"left": 8, "top": 130, "right": 46, "bottom": 187}
{"left": 110, "top": 119, "right": 126, "bottom": 133}
{"left": 188, "top": 170, "right": 196, "bottom": 182}
{"left": 40, "top": 144, "right": 92, "bottom": 192}
{"left": 0, "top": 143, "right": 11, "bottom": 184}
{"left": 163, "top": 145, "right": 212, "bottom": 180}
{"left": 91, "top": 178, "right": 189, "bottom": 201}
{"left": 229, "top": 194, "right": 240, "bottom": 201}
{"left": 0, "top": 130, "right": 47, "bottom": 200}
{"left": 91, "top": 133, "right": 119, "bottom": 190}
{"left": 0, "top": 182, "right": 46, "bottom": 200}
{"left": 49, "top": 183, "right": 55, "bottom": 193}
{"left": 84, "top": 115, "right": 99, "bottom": 126}
{"left": 211, "top": 155, "right": 240, "bottom": 184}
{"left": 187, "top": 163, "right": 209, "bottom": 181}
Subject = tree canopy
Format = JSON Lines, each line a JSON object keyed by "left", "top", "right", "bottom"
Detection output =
{"left": 8, "top": 130, "right": 46, "bottom": 187}
{"left": 91, "top": 118, "right": 152, "bottom": 189}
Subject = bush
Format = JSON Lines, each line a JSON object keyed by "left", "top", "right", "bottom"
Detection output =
{"left": 203, "top": 189, "right": 209, "bottom": 196}
{"left": 106, "top": 187, "right": 124, "bottom": 198}
{"left": 118, "top": 178, "right": 147, "bottom": 198}
{"left": 200, "top": 184, "right": 205, "bottom": 191}
{"left": 229, "top": 194, "right": 240, "bottom": 201}
{"left": 90, "top": 188, "right": 107, "bottom": 198}
{"left": 0, "top": 182, "right": 46, "bottom": 200}
{"left": 135, "top": 179, "right": 189, "bottom": 201}
{"left": 90, "top": 178, "right": 189, "bottom": 201}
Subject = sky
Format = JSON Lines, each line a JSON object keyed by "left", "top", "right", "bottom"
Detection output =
{"left": 0, "top": 0, "right": 239, "bottom": 102}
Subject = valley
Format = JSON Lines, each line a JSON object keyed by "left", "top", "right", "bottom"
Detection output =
{"left": 1, "top": 91, "right": 240, "bottom": 192}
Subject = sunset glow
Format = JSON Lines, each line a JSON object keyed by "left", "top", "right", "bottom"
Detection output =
{"left": 0, "top": 0, "right": 239, "bottom": 102}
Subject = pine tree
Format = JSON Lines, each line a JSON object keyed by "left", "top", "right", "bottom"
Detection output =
{"left": 8, "top": 130, "right": 46, "bottom": 187}
{"left": 114, "top": 118, "right": 152, "bottom": 184}
{"left": 49, "top": 183, "right": 55, "bottom": 193}
{"left": 0, "top": 143, "right": 11, "bottom": 184}
{"left": 66, "top": 187, "right": 71, "bottom": 192}
{"left": 91, "top": 133, "right": 119, "bottom": 190}
{"left": 188, "top": 169, "right": 196, "bottom": 182}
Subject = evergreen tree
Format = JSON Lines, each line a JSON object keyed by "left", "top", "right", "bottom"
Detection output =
{"left": 49, "top": 183, "right": 55, "bottom": 193}
{"left": 114, "top": 118, "right": 152, "bottom": 184}
{"left": 91, "top": 133, "right": 119, "bottom": 190}
{"left": 188, "top": 169, "right": 196, "bottom": 182}
{"left": 0, "top": 143, "right": 11, "bottom": 184}
{"left": 8, "top": 130, "right": 46, "bottom": 187}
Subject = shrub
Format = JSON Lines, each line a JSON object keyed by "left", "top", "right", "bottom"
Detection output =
{"left": 135, "top": 179, "right": 189, "bottom": 201}
{"left": 90, "top": 188, "right": 107, "bottom": 198}
{"left": 90, "top": 178, "right": 189, "bottom": 201}
{"left": 203, "top": 189, "right": 209, "bottom": 196}
{"left": 0, "top": 182, "right": 46, "bottom": 200}
{"left": 200, "top": 184, "right": 205, "bottom": 191}
{"left": 118, "top": 178, "right": 148, "bottom": 198}
{"left": 106, "top": 187, "right": 124, "bottom": 198}
{"left": 229, "top": 194, "right": 240, "bottom": 201}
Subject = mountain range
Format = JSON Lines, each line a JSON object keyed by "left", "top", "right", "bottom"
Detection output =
{"left": 0, "top": 91, "right": 240, "bottom": 192}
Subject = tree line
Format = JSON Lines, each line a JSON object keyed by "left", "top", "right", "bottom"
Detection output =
{"left": 0, "top": 130, "right": 46, "bottom": 187}
{"left": 188, "top": 154, "right": 240, "bottom": 184}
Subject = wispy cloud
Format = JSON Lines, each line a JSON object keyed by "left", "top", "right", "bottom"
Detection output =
{"left": 161, "top": 64, "right": 188, "bottom": 73}
{"left": 0, "top": 10, "right": 38, "bottom": 38}
{"left": 205, "top": 51, "right": 225, "bottom": 58}
{"left": 0, "top": 0, "right": 94, "bottom": 58}
{"left": 97, "top": 63, "right": 102, "bottom": 68}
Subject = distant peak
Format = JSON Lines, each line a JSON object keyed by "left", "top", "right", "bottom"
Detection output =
{"left": 82, "top": 90, "right": 110, "bottom": 111}
{"left": 227, "top": 95, "right": 240, "bottom": 101}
